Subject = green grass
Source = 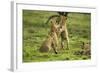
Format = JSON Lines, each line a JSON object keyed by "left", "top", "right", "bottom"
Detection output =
{"left": 23, "top": 10, "right": 91, "bottom": 62}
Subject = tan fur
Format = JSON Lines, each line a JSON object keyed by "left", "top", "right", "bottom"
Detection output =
{"left": 58, "top": 15, "right": 69, "bottom": 49}
{"left": 39, "top": 19, "right": 59, "bottom": 54}
{"left": 81, "top": 42, "right": 91, "bottom": 56}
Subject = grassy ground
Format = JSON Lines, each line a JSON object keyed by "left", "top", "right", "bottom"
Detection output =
{"left": 23, "top": 10, "right": 91, "bottom": 62}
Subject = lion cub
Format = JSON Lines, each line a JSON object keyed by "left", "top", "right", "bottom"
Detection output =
{"left": 58, "top": 15, "right": 69, "bottom": 50}
{"left": 39, "top": 19, "right": 59, "bottom": 54}
{"left": 81, "top": 42, "right": 91, "bottom": 56}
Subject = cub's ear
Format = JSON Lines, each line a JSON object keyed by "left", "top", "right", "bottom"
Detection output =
{"left": 79, "top": 41, "right": 85, "bottom": 49}
{"left": 82, "top": 42, "right": 85, "bottom": 45}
